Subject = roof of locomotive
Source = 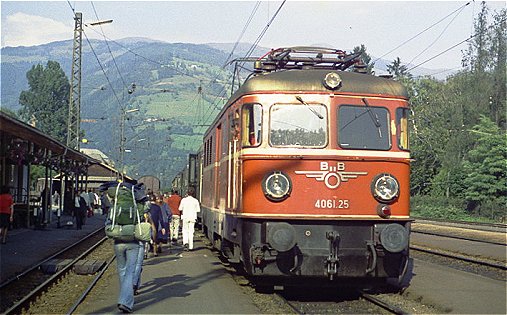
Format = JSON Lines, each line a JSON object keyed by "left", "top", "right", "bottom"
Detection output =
{"left": 203, "top": 47, "right": 412, "bottom": 139}
{"left": 230, "top": 69, "right": 409, "bottom": 101}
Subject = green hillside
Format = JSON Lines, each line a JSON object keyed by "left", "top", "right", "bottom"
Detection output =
{"left": 1, "top": 38, "right": 236, "bottom": 187}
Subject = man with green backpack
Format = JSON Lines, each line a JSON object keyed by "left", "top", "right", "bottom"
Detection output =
{"left": 100, "top": 181, "right": 151, "bottom": 313}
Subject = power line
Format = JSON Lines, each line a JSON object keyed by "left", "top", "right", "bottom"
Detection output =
{"left": 222, "top": 1, "right": 261, "bottom": 68}
{"left": 241, "top": 0, "right": 287, "bottom": 64}
{"left": 90, "top": 1, "right": 128, "bottom": 91}
{"left": 407, "top": 4, "right": 468, "bottom": 66}
{"left": 83, "top": 26, "right": 208, "bottom": 82}
{"left": 82, "top": 31, "right": 124, "bottom": 110}
{"left": 373, "top": 1, "right": 471, "bottom": 64}
{"left": 407, "top": 16, "right": 506, "bottom": 72}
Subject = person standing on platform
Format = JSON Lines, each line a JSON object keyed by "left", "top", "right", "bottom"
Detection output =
{"left": 157, "top": 195, "right": 171, "bottom": 248}
{"left": 100, "top": 191, "right": 111, "bottom": 216}
{"left": 148, "top": 194, "right": 166, "bottom": 256}
{"left": 63, "top": 187, "right": 73, "bottom": 215}
{"left": 166, "top": 189, "right": 182, "bottom": 244}
{"left": 0, "top": 186, "right": 14, "bottom": 244}
{"left": 80, "top": 190, "right": 90, "bottom": 224}
{"left": 74, "top": 190, "right": 86, "bottom": 230}
{"left": 179, "top": 187, "right": 200, "bottom": 251}
{"left": 87, "top": 189, "right": 95, "bottom": 217}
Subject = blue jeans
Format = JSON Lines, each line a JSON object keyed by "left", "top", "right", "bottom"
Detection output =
{"left": 114, "top": 241, "right": 142, "bottom": 310}
{"left": 133, "top": 242, "right": 145, "bottom": 289}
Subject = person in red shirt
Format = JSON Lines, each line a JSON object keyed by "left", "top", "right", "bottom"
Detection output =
{"left": 165, "top": 189, "right": 182, "bottom": 244}
{"left": 0, "top": 186, "right": 14, "bottom": 244}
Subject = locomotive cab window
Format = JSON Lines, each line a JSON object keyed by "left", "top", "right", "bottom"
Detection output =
{"left": 338, "top": 105, "right": 390, "bottom": 150}
{"left": 269, "top": 103, "right": 327, "bottom": 147}
{"left": 396, "top": 107, "right": 410, "bottom": 150}
{"left": 242, "top": 103, "right": 262, "bottom": 147}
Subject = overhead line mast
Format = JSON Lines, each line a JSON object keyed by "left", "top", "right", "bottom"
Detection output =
{"left": 67, "top": 12, "right": 83, "bottom": 150}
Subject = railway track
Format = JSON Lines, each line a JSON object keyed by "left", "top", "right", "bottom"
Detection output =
{"left": 410, "top": 218, "right": 506, "bottom": 270}
{"left": 275, "top": 289, "right": 414, "bottom": 314}
{"left": 410, "top": 245, "right": 506, "bottom": 270}
{"left": 411, "top": 229, "right": 505, "bottom": 246}
{"left": 413, "top": 218, "right": 507, "bottom": 233}
{"left": 0, "top": 227, "right": 112, "bottom": 314}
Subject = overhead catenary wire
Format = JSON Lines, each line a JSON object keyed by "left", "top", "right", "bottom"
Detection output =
{"left": 222, "top": 1, "right": 262, "bottom": 68}
{"left": 83, "top": 26, "right": 206, "bottom": 83}
{"left": 373, "top": 1, "right": 471, "bottom": 64}
{"left": 187, "top": 1, "right": 270, "bottom": 149}
{"left": 90, "top": 1, "right": 129, "bottom": 92}
{"left": 66, "top": 1, "right": 123, "bottom": 110}
{"left": 82, "top": 31, "right": 124, "bottom": 110}
{"left": 407, "top": 3, "right": 468, "bottom": 66}
{"left": 199, "top": 0, "right": 287, "bottom": 134}
{"left": 407, "top": 16, "right": 506, "bottom": 72}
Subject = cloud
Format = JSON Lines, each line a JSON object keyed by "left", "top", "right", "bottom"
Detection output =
{"left": 3, "top": 12, "right": 73, "bottom": 47}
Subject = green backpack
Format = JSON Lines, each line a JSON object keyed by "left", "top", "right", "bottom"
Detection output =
{"left": 108, "top": 185, "right": 144, "bottom": 226}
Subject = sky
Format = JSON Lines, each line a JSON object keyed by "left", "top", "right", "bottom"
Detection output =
{"left": 1, "top": 1, "right": 505, "bottom": 70}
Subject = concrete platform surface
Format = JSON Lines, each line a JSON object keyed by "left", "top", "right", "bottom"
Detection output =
{"left": 77, "top": 236, "right": 261, "bottom": 314}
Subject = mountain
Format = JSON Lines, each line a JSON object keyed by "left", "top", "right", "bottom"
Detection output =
{"left": 1, "top": 38, "right": 234, "bottom": 185}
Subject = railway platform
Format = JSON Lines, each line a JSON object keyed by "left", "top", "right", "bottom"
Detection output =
{"left": 0, "top": 212, "right": 106, "bottom": 283}
{"left": 1, "top": 212, "right": 261, "bottom": 314}
{"left": 76, "top": 234, "right": 261, "bottom": 314}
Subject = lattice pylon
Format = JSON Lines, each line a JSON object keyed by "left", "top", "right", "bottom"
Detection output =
{"left": 67, "top": 12, "right": 83, "bottom": 150}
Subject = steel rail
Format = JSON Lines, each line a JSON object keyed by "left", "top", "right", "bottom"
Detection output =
{"left": 274, "top": 292, "right": 302, "bottom": 314}
{"left": 0, "top": 226, "right": 105, "bottom": 290}
{"left": 360, "top": 292, "right": 409, "bottom": 315}
{"left": 3, "top": 236, "right": 108, "bottom": 315}
{"left": 66, "top": 254, "right": 116, "bottom": 315}
{"left": 413, "top": 218, "right": 507, "bottom": 233}
{"left": 410, "top": 245, "right": 507, "bottom": 270}
{"left": 411, "top": 230, "right": 506, "bottom": 246}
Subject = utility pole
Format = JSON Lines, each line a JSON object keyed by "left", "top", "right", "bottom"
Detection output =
{"left": 119, "top": 107, "right": 139, "bottom": 176}
{"left": 67, "top": 12, "right": 83, "bottom": 150}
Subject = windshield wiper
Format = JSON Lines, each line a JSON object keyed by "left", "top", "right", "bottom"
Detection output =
{"left": 362, "top": 98, "right": 382, "bottom": 138}
{"left": 295, "top": 96, "right": 324, "bottom": 119}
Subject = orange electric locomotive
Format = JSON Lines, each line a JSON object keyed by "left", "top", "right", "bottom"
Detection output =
{"left": 187, "top": 47, "right": 411, "bottom": 290}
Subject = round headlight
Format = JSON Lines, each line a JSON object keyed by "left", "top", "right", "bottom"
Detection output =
{"left": 262, "top": 171, "right": 292, "bottom": 201}
{"left": 323, "top": 72, "right": 342, "bottom": 90}
{"left": 380, "top": 223, "right": 409, "bottom": 253}
{"left": 371, "top": 173, "right": 399, "bottom": 203}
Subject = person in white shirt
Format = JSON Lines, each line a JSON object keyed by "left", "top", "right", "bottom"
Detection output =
{"left": 178, "top": 187, "right": 200, "bottom": 251}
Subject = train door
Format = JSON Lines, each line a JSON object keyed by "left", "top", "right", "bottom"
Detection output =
{"left": 227, "top": 109, "right": 241, "bottom": 210}
{"left": 214, "top": 124, "right": 222, "bottom": 209}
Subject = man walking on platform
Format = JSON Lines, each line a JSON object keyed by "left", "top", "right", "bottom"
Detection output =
{"left": 179, "top": 187, "right": 200, "bottom": 251}
{"left": 165, "top": 189, "right": 182, "bottom": 244}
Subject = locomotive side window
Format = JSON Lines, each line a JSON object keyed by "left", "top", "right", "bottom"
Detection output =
{"left": 230, "top": 109, "right": 240, "bottom": 141}
{"left": 242, "top": 103, "right": 262, "bottom": 147}
{"left": 338, "top": 105, "right": 390, "bottom": 150}
{"left": 270, "top": 103, "right": 327, "bottom": 147}
{"left": 396, "top": 107, "right": 410, "bottom": 150}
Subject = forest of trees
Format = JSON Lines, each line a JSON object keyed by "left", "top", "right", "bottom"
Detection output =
{"left": 9, "top": 3, "right": 506, "bottom": 222}
{"left": 394, "top": 4, "right": 506, "bottom": 221}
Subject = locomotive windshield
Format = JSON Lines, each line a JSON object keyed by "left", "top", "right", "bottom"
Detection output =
{"left": 269, "top": 104, "right": 327, "bottom": 147}
{"left": 338, "top": 105, "right": 391, "bottom": 150}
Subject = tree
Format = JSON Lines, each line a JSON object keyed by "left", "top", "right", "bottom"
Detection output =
{"left": 18, "top": 61, "right": 70, "bottom": 142}
{"left": 387, "top": 57, "right": 412, "bottom": 80}
{"left": 352, "top": 45, "right": 375, "bottom": 74}
{"left": 464, "top": 2, "right": 490, "bottom": 74}
{"left": 490, "top": 9, "right": 507, "bottom": 127}
{"left": 462, "top": 116, "right": 506, "bottom": 216}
